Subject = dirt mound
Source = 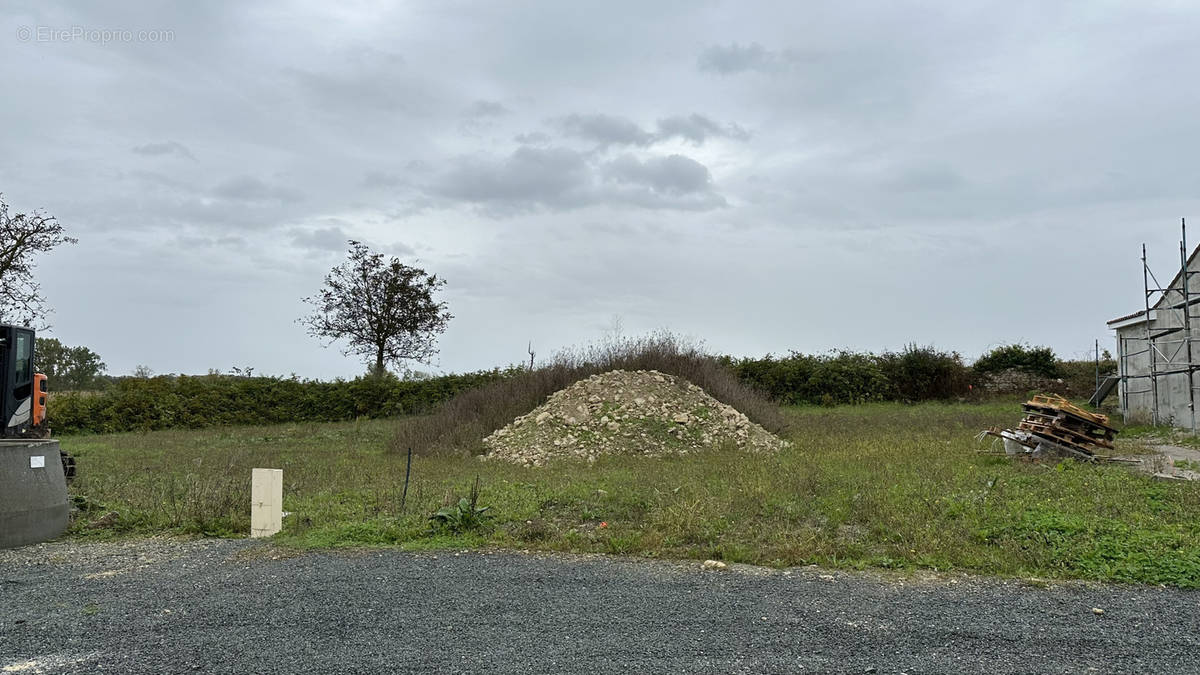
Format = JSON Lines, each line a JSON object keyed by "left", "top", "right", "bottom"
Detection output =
{"left": 481, "top": 369, "right": 789, "bottom": 466}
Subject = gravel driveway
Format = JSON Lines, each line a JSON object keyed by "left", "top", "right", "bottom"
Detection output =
{"left": 1, "top": 538, "right": 1196, "bottom": 674}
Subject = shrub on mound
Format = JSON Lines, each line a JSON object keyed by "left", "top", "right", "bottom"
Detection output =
{"left": 389, "top": 332, "right": 787, "bottom": 456}
{"left": 482, "top": 369, "right": 790, "bottom": 466}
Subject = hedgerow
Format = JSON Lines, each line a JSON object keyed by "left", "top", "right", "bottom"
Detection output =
{"left": 47, "top": 369, "right": 516, "bottom": 435}
{"left": 725, "top": 345, "right": 972, "bottom": 405}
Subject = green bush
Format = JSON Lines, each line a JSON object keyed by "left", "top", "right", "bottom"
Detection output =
{"left": 876, "top": 344, "right": 972, "bottom": 401}
{"left": 973, "top": 344, "right": 1059, "bottom": 378}
{"left": 728, "top": 346, "right": 971, "bottom": 405}
{"left": 809, "top": 351, "right": 891, "bottom": 405}
{"left": 47, "top": 369, "right": 515, "bottom": 435}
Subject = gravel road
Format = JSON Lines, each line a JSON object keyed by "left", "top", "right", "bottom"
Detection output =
{"left": 1, "top": 538, "right": 1197, "bottom": 674}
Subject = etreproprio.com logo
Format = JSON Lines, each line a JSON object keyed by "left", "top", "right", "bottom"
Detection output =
{"left": 16, "top": 25, "right": 175, "bottom": 44}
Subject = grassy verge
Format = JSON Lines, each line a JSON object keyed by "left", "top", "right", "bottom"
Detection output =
{"left": 61, "top": 401, "right": 1200, "bottom": 587}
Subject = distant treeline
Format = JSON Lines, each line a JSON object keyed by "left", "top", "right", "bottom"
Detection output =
{"left": 46, "top": 343, "right": 1115, "bottom": 435}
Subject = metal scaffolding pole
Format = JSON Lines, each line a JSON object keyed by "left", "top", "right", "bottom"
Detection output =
{"left": 1119, "top": 334, "right": 1129, "bottom": 423}
{"left": 1143, "top": 243, "right": 1160, "bottom": 425}
{"left": 1182, "top": 218, "right": 1198, "bottom": 433}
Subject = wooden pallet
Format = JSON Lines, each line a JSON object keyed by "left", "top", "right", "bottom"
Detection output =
{"left": 1018, "top": 420, "right": 1112, "bottom": 450}
{"left": 1022, "top": 402, "right": 1117, "bottom": 432}
{"left": 1027, "top": 433, "right": 1097, "bottom": 461}
{"left": 1019, "top": 411, "right": 1115, "bottom": 445}
{"left": 1027, "top": 394, "right": 1116, "bottom": 432}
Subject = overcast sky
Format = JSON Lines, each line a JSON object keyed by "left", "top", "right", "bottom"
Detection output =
{"left": 2, "top": 1, "right": 1198, "bottom": 379}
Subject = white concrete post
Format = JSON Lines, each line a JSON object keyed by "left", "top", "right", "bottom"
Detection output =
{"left": 250, "top": 468, "right": 283, "bottom": 538}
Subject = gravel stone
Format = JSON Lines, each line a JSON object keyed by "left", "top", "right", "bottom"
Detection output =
{"left": 482, "top": 369, "right": 789, "bottom": 466}
{"left": 2, "top": 539, "right": 1198, "bottom": 673}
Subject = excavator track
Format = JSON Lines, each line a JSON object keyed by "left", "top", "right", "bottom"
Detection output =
{"left": 60, "top": 449, "right": 76, "bottom": 482}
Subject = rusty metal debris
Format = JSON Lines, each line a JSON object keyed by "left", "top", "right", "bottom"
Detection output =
{"left": 977, "top": 394, "right": 1121, "bottom": 462}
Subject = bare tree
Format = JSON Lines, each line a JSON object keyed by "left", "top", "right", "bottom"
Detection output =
{"left": 0, "top": 195, "right": 76, "bottom": 326}
{"left": 300, "top": 240, "right": 453, "bottom": 376}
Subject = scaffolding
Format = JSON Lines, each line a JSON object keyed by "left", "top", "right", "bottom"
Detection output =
{"left": 1117, "top": 219, "right": 1200, "bottom": 431}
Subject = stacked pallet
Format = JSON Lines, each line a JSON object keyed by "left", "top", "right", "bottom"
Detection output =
{"left": 980, "top": 394, "right": 1119, "bottom": 461}
{"left": 1017, "top": 394, "right": 1117, "bottom": 455}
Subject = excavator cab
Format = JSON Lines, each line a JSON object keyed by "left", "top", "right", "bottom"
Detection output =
{"left": 0, "top": 324, "right": 47, "bottom": 439}
{"left": 0, "top": 324, "right": 71, "bottom": 548}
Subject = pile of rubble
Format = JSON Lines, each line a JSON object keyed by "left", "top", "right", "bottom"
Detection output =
{"left": 481, "top": 369, "right": 790, "bottom": 467}
{"left": 979, "top": 394, "right": 1119, "bottom": 461}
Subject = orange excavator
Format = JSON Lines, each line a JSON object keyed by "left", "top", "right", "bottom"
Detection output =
{"left": 1, "top": 324, "right": 70, "bottom": 477}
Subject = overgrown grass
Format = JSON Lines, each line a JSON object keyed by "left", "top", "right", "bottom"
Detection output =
{"left": 61, "top": 400, "right": 1200, "bottom": 587}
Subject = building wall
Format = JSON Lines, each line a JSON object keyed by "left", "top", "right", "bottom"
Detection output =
{"left": 1115, "top": 266, "right": 1200, "bottom": 428}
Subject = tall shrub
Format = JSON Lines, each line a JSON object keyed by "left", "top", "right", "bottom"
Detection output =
{"left": 877, "top": 344, "right": 971, "bottom": 401}
{"left": 973, "top": 344, "right": 1059, "bottom": 378}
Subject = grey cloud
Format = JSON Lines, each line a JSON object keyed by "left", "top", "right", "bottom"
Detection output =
{"left": 126, "top": 170, "right": 196, "bottom": 193}
{"left": 282, "top": 47, "right": 433, "bottom": 116}
{"left": 428, "top": 146, "right": 726, "bottom": 213}
{"left": 432, "top": 146, "right": 592, "bottom": 210}
{"left": 655, "top": 114, "right": 750, "bottom": 144}
{"left": 285, "top": 67, "right": 405, "bottom": 113}
{"left": 601, "top": 154, "right": 726, "bottom": 211}
{"left": 556, "top": 113, "right": 654, "bottom": 147}
{"left": 549, "top": 113, "right": 748, "bottom": 148}
{"left": 211, "top": 176, "right": 301, "bottom": 204}
{"left": 132, "top": 141, "right": 196, "bottom": 160}
{"left": 613, "top": 187, "right": 726, "bottom": 212}
{"left": 606, "top": 154, "right": 714, "bottom": 195}
{"left": 175, "top": 234, "right": 246, "bottom": 250}
{"left": 387, "top": 242, "right": 417, "bottom": 257}
{"left": 697, "top": 42, "right": 780, "bottom": 74}
{"left": 466, "top": 100, "right": 511, "bottom": 117}
{"left": 291, "top": 226, "right": 351, "bottom": 252}
{"left": 514, "top": 131, "right": 552, "bottom": 145}
{"left": 884, "top": 164, "right": 966, "bottom": 192}
{"left": 362, "top": 171, "right": 403, "bottom": 189}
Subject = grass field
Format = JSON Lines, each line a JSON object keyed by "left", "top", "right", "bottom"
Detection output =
{"left": 60, "top": 400, "right": 1200, "bottom": 587}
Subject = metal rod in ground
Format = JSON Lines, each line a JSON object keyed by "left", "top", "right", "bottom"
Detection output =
{"left": 400, "top": 446, "right": 413, "bottom": 512}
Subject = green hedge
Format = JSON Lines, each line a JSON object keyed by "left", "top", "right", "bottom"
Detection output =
{"left": 974, "top": 344, "right": 1060, "bottom": 378}
{"left": 47, "top": 369, "right": 516, "bottom": 435}
{"left": 727, "top": 345, "right": 1115, "bottom": 406}
{"left": 724, "top": 345, "right": 972, "bottom": 405}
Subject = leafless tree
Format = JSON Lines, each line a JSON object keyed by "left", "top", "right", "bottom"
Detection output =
{"left": 0, "top": 195, "right": 76, "bottom": 327}
{"left": 300, "top": 241, "right": 453, "bottom": 376}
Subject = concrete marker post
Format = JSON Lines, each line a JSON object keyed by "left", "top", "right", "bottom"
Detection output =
{"left": 251, "top": 468, "right": 283, "bottom": 538}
